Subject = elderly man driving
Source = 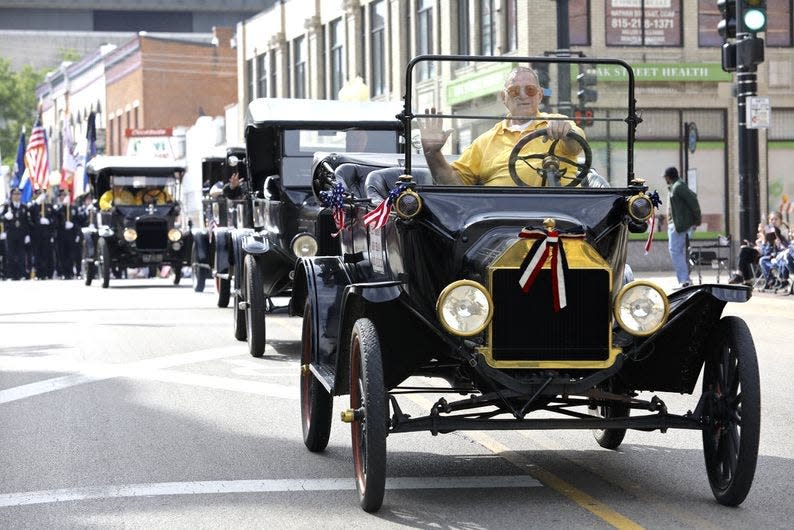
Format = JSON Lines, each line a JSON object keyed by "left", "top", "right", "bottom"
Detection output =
{"left": 419, "top": 66, "right": 585, "bottom": 186}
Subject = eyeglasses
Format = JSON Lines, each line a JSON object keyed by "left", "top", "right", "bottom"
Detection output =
{"left": 505, "top": 85, "right": 541, "bottom": 98}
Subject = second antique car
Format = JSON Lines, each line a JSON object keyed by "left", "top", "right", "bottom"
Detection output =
{"left": 82, "top": 156, "right": 191, "bottom": 288}
{"left": 291, "top": 55, "right": 759, "bottom": 512}
{"left": 233, "top": 98, "right": 403, "bottom": 356}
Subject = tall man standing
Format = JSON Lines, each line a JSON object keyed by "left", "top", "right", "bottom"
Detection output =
{"left": 663, "top": 166, "right": 701, "bottom": 289}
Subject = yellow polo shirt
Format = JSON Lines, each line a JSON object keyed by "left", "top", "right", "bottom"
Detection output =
{"left": 450, "top": 113, "right": 585, "bottom": 186}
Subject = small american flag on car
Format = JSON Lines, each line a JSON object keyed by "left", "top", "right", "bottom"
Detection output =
{"left": 363, "top": 184, "right": 407, "bottom": 230}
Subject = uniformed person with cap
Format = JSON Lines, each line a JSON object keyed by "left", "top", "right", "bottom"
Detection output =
{"left": 54, "top": 189, "right": 79, "bottom": 279}
{"left": 29, "top": 189, "right": 56, "bottom": 279}
{"left": 1, "top": 188, "right": 32, "bottom": 280}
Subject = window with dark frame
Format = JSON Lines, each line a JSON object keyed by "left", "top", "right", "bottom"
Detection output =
{"left": 330, "top": 18, "right": 344, "bottom": 100}
{"left": 370, "top": 0, "right": 387, "bottom": 96}
{"left": 457, "top": 0, "right": 470, "bottom": 54}
{"left": 605, "top": 0, "right": 683, "bottom": 47}
{"left": 505, "top": 0, "right": 518, "bottom": 52}
{"left": 480, "top": 0, "right": 496, "bottom": 55}
{"left": 416, "top": 0, "right": 435, "bottom": 81}
{"left": 246, "top": 58, "right": 255, "bottom": 103}
{"left": 293, "top": 36, "right": 306, "bottom": 99}
{"left": 257, "top": 52, "right": 267, "bottom": 98}
{"left": 767, "top": 0, "right": 793, "bottom": 47}
{"left": 269, "top": 52, "right": 277, "bottom": 98}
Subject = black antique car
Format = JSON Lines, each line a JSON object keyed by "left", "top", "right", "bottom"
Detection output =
{"left": 233, "top": 98, "right": 403, "bottom": 355}
{"left": 190, "top": 146, "right": 249, "bottom": 306}
{"left": 206, "top": 146, "right": 249, "bottom": 307}
{"left": 292, "top": 55, "right": 759, "bottom": 512}
{"left": 82, "top": 156, "right": 191, "bottom": 288}
{"left": 189, "top": 149, "right": 224, "bottom": 292}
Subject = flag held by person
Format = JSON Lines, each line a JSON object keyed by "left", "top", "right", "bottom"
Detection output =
{"left": 12, "top": 130, "right": 33, "bottom": 203}
{"left": 25, "top": 121, "right": 50, "bottom": 191}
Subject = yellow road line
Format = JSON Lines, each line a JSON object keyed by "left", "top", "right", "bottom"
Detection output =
{"left": 405, "top": 394, "right": 642, "bottom": 529}
{"left": 519, "top": 430, "right": 721, "bottom": 530}
{"left": 466, "top": 431, "right": 643, "bottom": 530}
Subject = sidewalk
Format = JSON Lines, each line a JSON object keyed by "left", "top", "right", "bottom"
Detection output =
{"left": 633, "top": 268, "right": 734, "bottom": 294}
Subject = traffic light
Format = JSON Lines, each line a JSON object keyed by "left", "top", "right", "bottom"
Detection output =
{"left": 573, "top": 107, "right": 594, "bottom": 128}
{"left": 717, "top": 0, "right": 737, "bottom": 40}
{"left": 742, "top": 0, "right": 767, "bottom": 33}
{"left": 737, "top": 34, "right": 765, "bottom": 65}
{"left": 576, "top": 65, "right": 597, "bottom": 105}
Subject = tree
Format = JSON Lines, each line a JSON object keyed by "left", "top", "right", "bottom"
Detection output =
{"left": 0, "top": 57, "right": 46, "bottom": 167}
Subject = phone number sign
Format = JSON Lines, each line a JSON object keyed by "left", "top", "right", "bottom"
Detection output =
{"left": 606, "top": 0, "right": 681, "bottom": 46}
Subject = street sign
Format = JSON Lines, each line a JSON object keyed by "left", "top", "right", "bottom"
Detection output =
{"left": 746, "top": 96, "right": 771, "bottom": 129}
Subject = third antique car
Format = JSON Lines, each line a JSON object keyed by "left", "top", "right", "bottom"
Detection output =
{"left": 292, "top": 55, "right": 759, "bottom": 512}
{"left": 234, "top": 98, "right": 403, "bottom": 357}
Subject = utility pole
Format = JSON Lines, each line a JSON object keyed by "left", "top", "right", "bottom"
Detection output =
{"left": 555, "top": 0, "right": 571, "bottom": 116}
{"left": 718, "top": 0, "right": 767, "bottom": 242}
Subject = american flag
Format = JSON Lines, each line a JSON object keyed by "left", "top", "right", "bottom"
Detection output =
{"left": 25, "top": 123, "right": 49, "bottom": 191}
{"left": 362, "top": 184, "right": 407, "bottom": 230}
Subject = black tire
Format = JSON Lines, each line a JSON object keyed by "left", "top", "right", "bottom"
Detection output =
{"left": 98, "top": 238, "right": 110, "bottom": 288}
{"left": 233, "top": 291, "right": 247, "bottom": 341}
{"left": 191, "top": 243, "right": 205, "bottom": 292}
{"left": 590, "top": 402, "right": 629, "bottom": 450}
{"left": 350, "top": 318, "right": 387, "bottom": 513}
{"left": 82, "top": 239, "right": 94, "bottom": 287}
{"left": 702, "top": 316, "right": 760, "bottom": 506}
{"left": 173, "top": 265, "right": 182, "bottom": 285}
{"left": 300, "top": 299, "right": 333, "bottom": 452}
{"left": 244, "top": 255, "right": 266, "bottom": 357}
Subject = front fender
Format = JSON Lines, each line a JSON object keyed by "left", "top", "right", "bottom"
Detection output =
{"left": 243, "top": 233, "right": 294, "bottom": 296}
{"left": 230, "top": 228, "right": 255, "bottom": 290}
{"left": 332, "top": 281, "right": 404, "bottom": 396}
{"left": 192, "top": 231, "right": 210, "bottom": 265}
{"left": 214, "top": 227, "right": 232, "bottom": 275}
{"left": 292, "top": 257, "right": 353, "bottom": 391}
{"left": 618, "top": 283, "right": 752, "bottom": 394}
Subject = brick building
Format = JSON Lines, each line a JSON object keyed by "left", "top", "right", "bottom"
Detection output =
{"left": 104, "top": 28, "right": 237, "bottom": 155}
{"left": 235, "top": 0, "right": 794, "bottom": 242}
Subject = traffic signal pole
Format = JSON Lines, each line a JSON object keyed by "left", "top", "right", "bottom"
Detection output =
{"left": 737, "top": 61, "right": 761, "bottom": 243}
{"left": 555, "top": 0, "right": 572, "bottom": 116}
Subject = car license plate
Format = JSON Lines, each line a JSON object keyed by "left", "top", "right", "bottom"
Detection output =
{"left": 142, "top": 254, "right": 163, "bottom": 263}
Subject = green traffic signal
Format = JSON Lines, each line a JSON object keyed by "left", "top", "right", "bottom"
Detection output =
{"left": 743, "top": 0, "right": 767, "bottom": 33}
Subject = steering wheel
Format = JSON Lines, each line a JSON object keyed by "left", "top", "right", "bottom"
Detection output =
{"left": 508, "top": 128, "right": 592, "bottom": 187}
{"left": 141, "top": 189, "right": 166, "bottom": 204}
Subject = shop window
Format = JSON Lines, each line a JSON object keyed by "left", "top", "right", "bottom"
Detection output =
{"left": 371, "top": 0, "right": 387, "bottom": 96}
{"left": 606, "top": 0, "right": 682, "bottom": 47}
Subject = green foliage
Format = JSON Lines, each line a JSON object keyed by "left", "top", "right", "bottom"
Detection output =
{"left": 0, "top": 57, "right": 46, "bottom": 168}
{"left": 59, "top": 48, "right": 81, "bottom": 62}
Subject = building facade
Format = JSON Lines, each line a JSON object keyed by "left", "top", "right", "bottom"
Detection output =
{"left": 36, "top": 28, "right": 237, "bottom": 175}
{"left": 235, "top": 0, "right": 794, "bottom": 239}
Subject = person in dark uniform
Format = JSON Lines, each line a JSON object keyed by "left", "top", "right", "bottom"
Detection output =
{"left": 73, "top": 192, "right": 94, "bottom": 277}
{"left": 1, "top": 188, "right": 32, "bottom": 280}
{"left": 54, "top": 189, "right": 79, "bottom": 279}
{"left": 29, "top": 189, "right": 56, "bottom": 279}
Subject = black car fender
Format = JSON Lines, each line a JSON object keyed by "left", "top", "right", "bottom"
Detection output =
{"left": 81, "top": 227, "right": 97, "bottom": 259}
{"left": 332, "top": 281, "right": 404, "bottom": 396}
{"left": 230, "top": 228, "right": 255, "bottom": 291}
{"left": 192, "top": 230, "right": 210, "bottom": 265}
{"left": 242, "top": 232, "right": 294, "bottom": 297}
{"left": 214, "top": 226, "right": 232, "bottom": 275}
{"left": 618, "top": 283, "right": 751, "bottom": 394}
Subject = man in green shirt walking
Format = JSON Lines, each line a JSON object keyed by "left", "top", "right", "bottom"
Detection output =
{"left": 664, "top": 166, "right": 702, "bottom": 289}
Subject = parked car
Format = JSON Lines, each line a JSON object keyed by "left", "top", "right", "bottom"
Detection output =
{"left": 292, "top": 55, "right": 759, "bottom": 512}
{"left": 82, "top": 156, "right": 191, "bottom": 288}
{"left": 233, "top": 98, "right": 404, "bottom": 356}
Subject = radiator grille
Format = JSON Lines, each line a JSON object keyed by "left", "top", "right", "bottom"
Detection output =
{"left": 490, "top": 268, "right": 611, "bottom": 362}
{"left": 135, "top": 218, "right": 168, "bottom": 251}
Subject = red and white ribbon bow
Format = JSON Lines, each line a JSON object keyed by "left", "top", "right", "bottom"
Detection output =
{"left": 517, "top": 227, "right": 579, "bottom": 312}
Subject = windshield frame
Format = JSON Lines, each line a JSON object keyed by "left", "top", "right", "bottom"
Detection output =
{"left": 400, "top": 54, "right": 638, "bottom": 188}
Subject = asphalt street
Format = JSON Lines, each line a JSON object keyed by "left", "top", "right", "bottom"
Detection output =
{"left": 0, "top": 272, "right": 792, "bottom": 528}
